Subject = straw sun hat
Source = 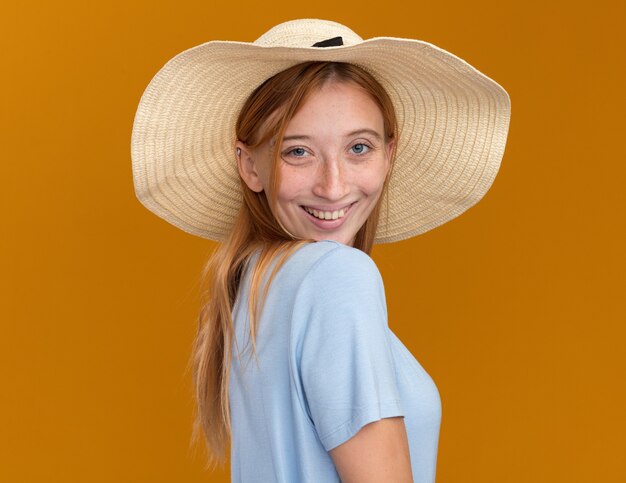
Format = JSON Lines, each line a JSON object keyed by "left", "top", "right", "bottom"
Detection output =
{"left": 131, "top": 18, "right": 511, "bottom": 244}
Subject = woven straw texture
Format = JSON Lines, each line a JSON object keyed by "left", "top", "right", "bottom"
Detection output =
{"left": 131, "top": 19, "right": 511, "bottom": 243}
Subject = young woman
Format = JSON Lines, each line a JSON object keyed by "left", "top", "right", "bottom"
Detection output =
{"left": 131, "top": 19, "right": 510, "bottom": 482}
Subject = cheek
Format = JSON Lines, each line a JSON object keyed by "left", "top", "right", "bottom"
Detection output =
{"left": 275, "top": 169, "right": 310, "bottom": 203}
{"left": 358, "top": 167, "right": 389, "bottom": 195}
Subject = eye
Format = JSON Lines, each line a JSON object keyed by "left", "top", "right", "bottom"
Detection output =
{"left": 285, "top": 147, "right": 308, "bottom": 158}
{"left": 350, "top": 143, "right": 371, "bottom": 155}
{"left": 281, "top": 146, "right": 313, "bottom": 165}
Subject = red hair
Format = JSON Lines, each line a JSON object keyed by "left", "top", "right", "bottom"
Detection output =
{"left": 190, "top": 61, "right": 398, "bottom": 468}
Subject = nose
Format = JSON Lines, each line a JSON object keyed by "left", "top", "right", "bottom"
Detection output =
{"left": 312, "top": 158, "right": 349, "bottom": 201}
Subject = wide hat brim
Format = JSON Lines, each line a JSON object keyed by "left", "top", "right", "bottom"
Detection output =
{"left": 131, "top": 19, "right": 511, "bottom": 244}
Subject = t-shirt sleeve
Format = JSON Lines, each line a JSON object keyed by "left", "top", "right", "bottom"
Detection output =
{"left": 294, "top": 245, "right": 404, "bottom": 452}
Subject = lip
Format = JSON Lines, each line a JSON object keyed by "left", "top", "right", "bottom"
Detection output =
{"left": 301, "top": 202, "right": 353, "bottom": 212}
{"left": 300, "top": 202, "right": 356, "bottom": 230}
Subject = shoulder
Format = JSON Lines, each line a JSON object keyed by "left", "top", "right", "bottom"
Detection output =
{"left": 292, "top": 242, "right": 390, "bottom": 356}
{"left": 289, "top": 241, "right": 385, "bottom": 309}
{"left": 292, "top": 240, "right": 382, "bottom": 286}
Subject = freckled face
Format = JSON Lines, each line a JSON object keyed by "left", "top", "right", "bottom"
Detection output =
{"left": 247, "top": 81, "right": 394, "bottom": 246}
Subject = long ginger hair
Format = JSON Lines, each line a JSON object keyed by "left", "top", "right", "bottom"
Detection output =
{"left": 189, "top": 61, "right": 399, "bottom": 468}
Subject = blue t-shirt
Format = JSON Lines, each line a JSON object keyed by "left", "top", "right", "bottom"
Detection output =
{"left": 229, "top": 240, "right": 441, "bottom": 482}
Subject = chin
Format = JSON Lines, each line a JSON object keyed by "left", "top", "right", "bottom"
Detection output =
{"left": 313, "top": 233, "right": 353, "bottom": 246}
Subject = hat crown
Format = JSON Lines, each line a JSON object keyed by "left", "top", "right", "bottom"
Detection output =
{"left": 254, "top": 19, "right": 363, "bottom": 48}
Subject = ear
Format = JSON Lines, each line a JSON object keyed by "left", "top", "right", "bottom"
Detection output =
{"left": 235, "top": 140, "right": 264, "bottom": 193}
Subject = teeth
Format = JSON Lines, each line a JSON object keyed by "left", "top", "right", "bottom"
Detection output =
{"left": 304, "top": 206, "right": 346, "bottom": 220}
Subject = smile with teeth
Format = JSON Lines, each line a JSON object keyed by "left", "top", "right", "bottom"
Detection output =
{"left": 303, "top": 206, "right": 347, "bottom": 220}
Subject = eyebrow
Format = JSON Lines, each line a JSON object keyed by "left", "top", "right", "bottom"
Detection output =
{"left": 281, "top": 129, "right": 383, "bottom": 143}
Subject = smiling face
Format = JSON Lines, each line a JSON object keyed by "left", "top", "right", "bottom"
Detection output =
{"left": 236, "top": 80, "right": 394, "bottom": 246}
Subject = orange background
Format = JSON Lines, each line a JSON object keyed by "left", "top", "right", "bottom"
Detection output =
{"left": 2, "top": 0, "right": 624, "bottom": 481}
